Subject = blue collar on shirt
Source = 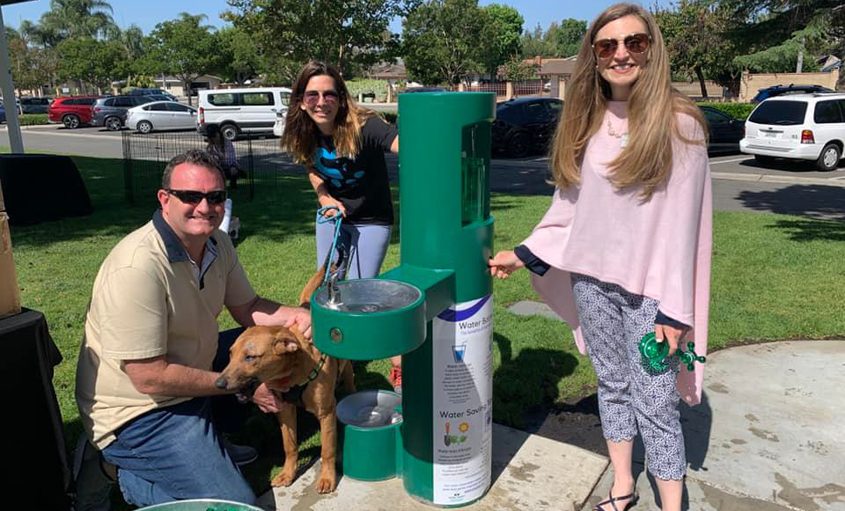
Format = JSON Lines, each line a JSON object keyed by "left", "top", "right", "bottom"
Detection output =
{"left": 152, "top": 209, "right": 219, "bottom": 289}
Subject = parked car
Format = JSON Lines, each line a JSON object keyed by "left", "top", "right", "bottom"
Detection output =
{"left": 92, "top": 95, "right": 155, "bottom": 130}
{"left": 493, "top": 97, "right": 563, "bottom": 158}
{"left": 0, "top": 98, "right": 21, "bottom": 115}
{"left": 143, "top": 94, "right": 177, "bottom": 103}
{"left": 19, "top": 97, "right": 52, "bottom": 114}
{"left": 48, "top": 96, "right": 101, "bottom": 129}
{"left": 751, "top": 84, "right": 834, "bottom": 103}
{"left": 197, "top": 87, "right": 292, "bottom": 140}
{"left": 127, "top": 88, "right": 178, "bottom": 102}
{"left": 699, "top": 105, "right": 745, "bottom": 154}
{"left": 0, "top": 104, "right": 6, "bottom": 123}
{"left": 740, "top": 92, "right": 845, "bottom": 171}
{"left": 126, "top": 101, "right": 197, "bottom": 133}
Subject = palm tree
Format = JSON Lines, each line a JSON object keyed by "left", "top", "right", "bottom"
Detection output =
{"left": 36, "top": 0, "right": 118, "bottom": 46}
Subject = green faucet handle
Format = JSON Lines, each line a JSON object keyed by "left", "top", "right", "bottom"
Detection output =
{"left": 638, "top": 333, "right": 706, "bottom": 375}
{"left": 678, "top": 341, "right": 706, "bottom": 371}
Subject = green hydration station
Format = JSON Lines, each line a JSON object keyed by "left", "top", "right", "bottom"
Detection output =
{"left": 311, "top": 92, "right": 495, "bottom": 506}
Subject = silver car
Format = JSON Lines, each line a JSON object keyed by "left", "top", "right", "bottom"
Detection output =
{"left": 126, "top": 101, "right": 197, "bottom": 134}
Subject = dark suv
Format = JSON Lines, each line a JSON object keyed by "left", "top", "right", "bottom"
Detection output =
{"left": 493, "top": 97, "right": 563, "bottom": 157}
{"left": 20, "top": 97, "right": 52, "bottom": 114}
{"left": 48, "top": 96, "right": 102, "bottom": 129}
{"left": 751, "top": 84, "right": 834, "bottom": 103}
{"left": 92, "top": 95, "right": 154, "bottom": 130}
{"left": 127, "top": 88, "right": 178, "bottom": 101}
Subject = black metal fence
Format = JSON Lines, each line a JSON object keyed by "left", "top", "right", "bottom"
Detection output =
{"left": 121, "top": 131, "right": 303, "bottom": 206}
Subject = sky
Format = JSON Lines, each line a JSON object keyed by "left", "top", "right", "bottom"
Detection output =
{"left": 0, "top": 0, "right": 663, "bottom": 35}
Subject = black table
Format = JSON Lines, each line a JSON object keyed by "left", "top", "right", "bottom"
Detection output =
{"left": 0, "top": 154, "right": 92, "bottom": 226}
{"left": 0, "top": 308, "right": 72, "bottom": 509}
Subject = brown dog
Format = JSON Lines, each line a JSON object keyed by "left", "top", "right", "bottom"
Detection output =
{"left": 215, "top": 267, "right": 355, "bottom": 493}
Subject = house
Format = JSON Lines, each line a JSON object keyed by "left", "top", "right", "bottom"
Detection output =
{"left": 153, "top": 74, "right": 223, "bottom": 98}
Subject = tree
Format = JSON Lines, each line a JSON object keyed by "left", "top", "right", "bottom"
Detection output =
{"left": 655, "top": 1, "right": 741, "bottom": 97}
{"left": 146, "top": 13, "right": 220, "bottom": 105}
{"left": 32, "top": 0, "right": 117, "bottom": 46}
{"left": 477, "top": 4, "right": 523, "bottom": 78}
{"left": 56, "top": 38, "right": 126, "bottom": 93}
{"left": 500, "top": 55, "right": 535, "bottom": 82}
{"left": 216, "top": 27, "right": 261, "bottom": 85}
{"left": 225, "top": 0, "right": 413, "bottom": 79}
{"left": 552, "top": 18, "right": 586, "bottom": 58}
{"left": 402, "top": 0, "right": 485, "bottom": 85}
{"left": 719, "top": 0, "right": 843, "bottom": 73}
{"left": 520, "top": 23, "right": 556, "bottom": 58}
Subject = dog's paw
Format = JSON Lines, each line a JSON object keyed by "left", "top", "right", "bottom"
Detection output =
{"left": 316, "top": 476, "right": 337, "bottom": 494}
{"left": 271, "top": 471, "right": 295, "bottom": 488}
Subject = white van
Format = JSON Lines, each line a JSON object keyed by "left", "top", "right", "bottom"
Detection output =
{"left": 740, "top": 92, "right": 845, "bottom": 171}
{"left": 197, "top": 87, "right": 291, "bottom": 140}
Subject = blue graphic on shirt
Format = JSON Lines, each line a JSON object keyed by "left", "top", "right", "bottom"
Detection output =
{"left": 314, "top": 147, "right": 362, "bottom": 188}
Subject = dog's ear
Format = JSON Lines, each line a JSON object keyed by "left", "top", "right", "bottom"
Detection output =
{"left": 272, "top": 332, "right": 300, "bottom": 356}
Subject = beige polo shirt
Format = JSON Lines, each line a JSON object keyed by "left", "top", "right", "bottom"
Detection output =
{"left": 76, "top": 211, "right": 256, "bottom": 449}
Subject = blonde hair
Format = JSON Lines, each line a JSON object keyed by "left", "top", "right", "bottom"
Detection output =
{"left": 550, "top": 3, "right": 706, "bottom": 200}
{"left": 281, "top": 61, "right": 375, "bottom": 164}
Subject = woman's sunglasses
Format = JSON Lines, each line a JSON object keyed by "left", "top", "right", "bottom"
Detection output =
{"left": 303, "top": 90, "right": 340, "bottom": 107}
{"left": 166, "top": 189, "right": 228, "bottom": 205}
{"left": 593, "top": 33, "right": 651, "bottom": 59}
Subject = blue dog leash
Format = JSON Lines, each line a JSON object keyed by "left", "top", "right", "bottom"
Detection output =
{"left": 317, "top": 206, "right": 348, "bottom": 285}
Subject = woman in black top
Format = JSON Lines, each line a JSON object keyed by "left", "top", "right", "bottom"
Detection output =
{"left": 281, "top": 61, "right": 402, "bottom": 391}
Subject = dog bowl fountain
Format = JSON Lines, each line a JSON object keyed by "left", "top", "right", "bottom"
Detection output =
{"left": 336, "top": 389, "right": 403, "bottom": 481}
{"left": 311, "top": 278, "right": 426, "bottom": 360}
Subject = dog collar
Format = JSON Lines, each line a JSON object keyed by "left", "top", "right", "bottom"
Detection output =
{"left": 279, "top": 354, "right": 328, "bottom": 405}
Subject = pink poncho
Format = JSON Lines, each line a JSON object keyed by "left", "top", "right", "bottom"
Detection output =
{"left": 522, "top": 101, "right": 712, "bottom": 405}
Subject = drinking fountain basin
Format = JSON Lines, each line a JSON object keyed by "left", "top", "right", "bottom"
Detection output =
{"left": 311, "top": 278, "right": 426, "bottom": 360}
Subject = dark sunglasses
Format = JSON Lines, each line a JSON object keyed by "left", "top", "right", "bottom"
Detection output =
{"left": 166, "top": 189, "right": 227, "bottom": 205}
{"left": 593, "top": 33, "right": 651, "bottom": 59}
{"left": 303, "top": 90, "right": 340, "bottom": 106}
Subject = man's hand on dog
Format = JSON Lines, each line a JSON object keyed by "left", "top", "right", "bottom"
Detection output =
{"left": 284, "top": 307, "right": 312, "bottom": 340}
{"left": 252, "top": 383, "right": 285, "bottom": 413}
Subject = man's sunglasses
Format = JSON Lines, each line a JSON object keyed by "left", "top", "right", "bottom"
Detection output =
{"left": 303, "top": 90, "right": 340, "bottom": 107}
{"left": 166, "top": 189, "right": 227, "bottom": 205}
{"left": 593, "top": 33, "right": 651, "bottom": 59}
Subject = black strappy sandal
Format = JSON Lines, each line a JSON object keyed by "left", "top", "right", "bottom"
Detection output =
{"left": 594, "top": 490, "right": 639, "bottom": 511}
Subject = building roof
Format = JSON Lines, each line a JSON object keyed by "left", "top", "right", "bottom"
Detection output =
{"left": 367, "top": 62, "right": 407, "bottom": 80}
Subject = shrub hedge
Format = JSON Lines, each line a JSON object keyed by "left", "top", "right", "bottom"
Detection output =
{"left": 698, "top": 101, "right": 755, "bottom": 120}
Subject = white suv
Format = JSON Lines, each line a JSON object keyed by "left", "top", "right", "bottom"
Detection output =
{"left": 740, "top": 92, "right": 845, "bottom": 171}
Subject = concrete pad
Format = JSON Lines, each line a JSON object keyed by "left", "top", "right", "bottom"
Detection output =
{"left": 584, "top": 340, "right": 845, "bottom": 511}
{"left": 507, "top": 300, "right": 561, "bottom": 321}
{"left": 258, "top": 422, "right": 607, "bottom": 510}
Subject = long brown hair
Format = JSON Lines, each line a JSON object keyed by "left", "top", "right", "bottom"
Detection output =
{"left": 550, "top": 3, "right": 706, "bottom": 200}
{"left": 281, "top": 61, "right": 374, "bottom": 165}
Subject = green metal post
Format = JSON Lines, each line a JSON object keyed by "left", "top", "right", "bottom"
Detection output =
{"left": 397, "top": 92, "right": 495, "bottom": 505}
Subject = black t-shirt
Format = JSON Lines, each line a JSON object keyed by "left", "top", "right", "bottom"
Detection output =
{"left": 312, "top": 116, "right": 398, "bottom": 225}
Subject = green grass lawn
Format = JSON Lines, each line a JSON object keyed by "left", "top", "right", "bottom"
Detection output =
{"left": 9, "top": 154, "right": 845, "bottom": 495}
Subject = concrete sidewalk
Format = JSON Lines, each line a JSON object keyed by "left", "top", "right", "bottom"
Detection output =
{"left": 256, "top": 340, "right": 845, "bottom": 511}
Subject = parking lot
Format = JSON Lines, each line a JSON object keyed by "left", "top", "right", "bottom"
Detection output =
{"left": 2, "top": 122, "right": 845, "bottom": 221}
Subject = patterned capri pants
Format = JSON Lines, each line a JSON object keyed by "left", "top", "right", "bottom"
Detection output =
{"left": 570, "top": 273, "right": 686, "bottom": 480}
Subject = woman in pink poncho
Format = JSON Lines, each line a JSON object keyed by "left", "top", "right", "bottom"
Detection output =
{"left": 488, "top": 4, "right": 712, "bottom": 511}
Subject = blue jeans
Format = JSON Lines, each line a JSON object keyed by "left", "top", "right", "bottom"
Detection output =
{"left": 101, "top": 328, "right": 256, "bottom": 506}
